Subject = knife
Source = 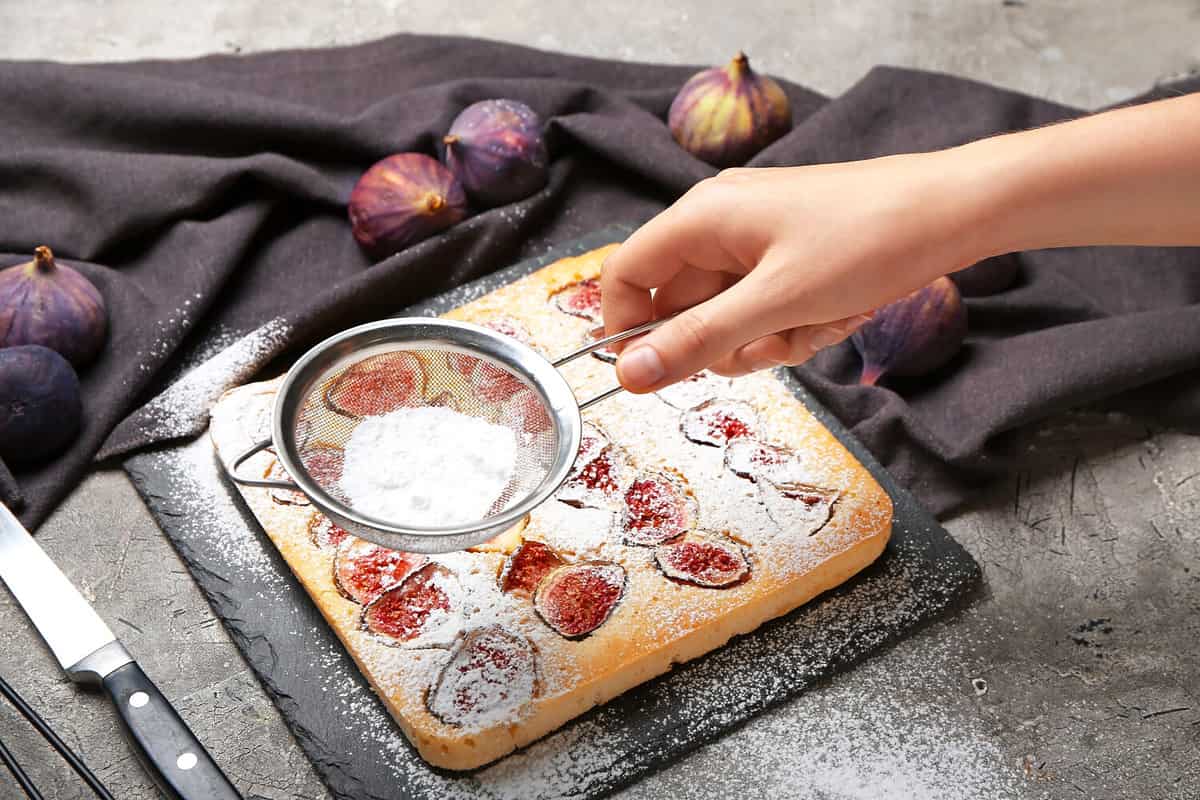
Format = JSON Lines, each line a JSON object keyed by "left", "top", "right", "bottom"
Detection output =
{"left": 0, "top": 503, "right": 242, "bottom": 800}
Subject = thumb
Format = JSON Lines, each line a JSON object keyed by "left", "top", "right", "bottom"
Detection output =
{"left": 615, "top": 278, "right": 774, "bottom": 393}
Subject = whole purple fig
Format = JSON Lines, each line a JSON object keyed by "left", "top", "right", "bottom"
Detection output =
{"left": 668, "top": 52, "right": 792, "bottom": 168}
{"left": 0, "top": 345, "right": 82, "bottom": 464}
{"left": 0, "top": 246, "right": 107, "bottom": 367}
{"left": 852, "top": 277, "right": 967, "bottom": 386}
{"left": 349, "top": 153, "right": 469, "bottom": 255}
{"left": 442, "top": 99, "right": 548, "bottom": 209}
{"left": 951, "top": 254, "right": 1020, "bottom": 297}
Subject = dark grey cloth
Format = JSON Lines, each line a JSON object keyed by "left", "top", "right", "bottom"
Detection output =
{"left": 0, "top": 33, "right": 1196, "bottom": 528}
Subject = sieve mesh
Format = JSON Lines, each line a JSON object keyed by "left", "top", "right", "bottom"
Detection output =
{"left": 287, "top": 344, "right": 558, "bottom": 529}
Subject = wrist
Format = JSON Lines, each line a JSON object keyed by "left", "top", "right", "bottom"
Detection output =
{"left": 936, "top": 134, "right": 1047, "bottom": 263}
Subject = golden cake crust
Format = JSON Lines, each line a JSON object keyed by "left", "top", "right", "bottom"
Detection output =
{"left": 209, "top": 244, "right": 892, "bottom": 771}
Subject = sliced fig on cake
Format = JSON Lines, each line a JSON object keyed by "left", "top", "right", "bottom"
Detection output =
{"left": 724, "top": 438, "right": 808, "bottom": 487}
{"left": 333, "top": 537, "right": 427, "bottom": 606}
{"left": 448, "top": 317, "right": 534, "bottom": 376}
{"left": 584, "top": 324, "right": 619, "bottom": 364}
{"left": 619, "top": 471, "right": 697, "bottom": 546}
{"left": 362, "top": 563, "right": 462, "bottom": 649}
{"left": 758, "top": 480, "right": 839, "bottom": 538}
{"left": 325, "top": 351, "right": 427, "bottom": 418}
{"left": 499, "top": 539, "right": 565, "bottom": 597}
{"left": 427, "top": 626, "right": 537, "bottom": 727}
{"left": 655, "top": 370, "right": 731, "bottom": 410}
{"left": 680, "top": 398, "right": 757, "bottom": 447}
{"left": 263, "top": 457, "right": 309, "bottom": 507}
{"left": 556, "top": 444, "right": 628, "bottom": 510}
{"left": 307, "top": 514, "right": 352, "bottom": 551}
{"left": 483, "top": 316, "right": 532, "bottom": 343}
{"left": 502, "top": 387, "right": 553, "bottom": 435}
{"left": 654, "top": 532, "right": 750, "bottom": 588}
{"left": 299, "top": 444, "right": 344, "bottom": 488}
{"left": 533, "top": 562, "right": 626, "bottom": 639}
{"left": 550, "top": 277, "right": 602, "bottom": 323}
{"left": 471, "top": 359, "right": 528, "bottom": 404}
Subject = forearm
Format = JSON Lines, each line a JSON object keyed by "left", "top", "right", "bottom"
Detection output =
{"left": 948, "top": 93, "right": 1200, "bottom": 260}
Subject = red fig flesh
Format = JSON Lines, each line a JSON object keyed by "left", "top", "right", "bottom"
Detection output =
{"left": 427, "top": 626, "right": 536, "bottom": 727}
{"left": 550, "top": 278, "right": 603, "bottom": 323}
{"left": 333, "top": 537, "right": 427, "bottom": 606}
{"left": 533, "top": 562, "right": 625, "bottom": 639}
{"left": 499, "top": 539, "right": 564, "bottom": 597}
{"left": 851, "top": 276, "right": 967, "bottom": 386}
{"left": 680, "top": 398, "right": 757, "bottom": 447}
{"left": 307, "top": 514, "right": 351, "bottom": 551}
{"left": 442, "top": 99, "right": 548, "bottom": 209}
{"left": 361, "top": 562, "right": 461, "bottom": 648}
{"left": 654, "top": 532, "right": 749, "bottom": 588}
{"left": 668, "top": 52, "right": 792, "bottom": 168}
{"left": 0, "top": 247, "right": 107, "bottom": 367}
{"left": 324, "top": 351, "right": 427, "bottom": 418}
{"left": 348, "top": 153, "right": 468, "bottom": 255}
{"left": 620, "top": 472, "right": 697, "bottom": 546}
{"left": 0, "top": 345, "right": 81, "bottom": 465}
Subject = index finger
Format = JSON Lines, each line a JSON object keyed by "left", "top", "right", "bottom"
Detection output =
{"left": 599, "top": 190, "right": 744, "bottom": 340}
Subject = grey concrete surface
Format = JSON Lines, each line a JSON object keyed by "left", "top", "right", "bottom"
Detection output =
{"left": 0, "top": 3, "right": 1198, "bottom": 799}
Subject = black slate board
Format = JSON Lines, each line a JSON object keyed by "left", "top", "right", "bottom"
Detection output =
{"left": 125, "top": 226, "right": 981, "bottom": 800}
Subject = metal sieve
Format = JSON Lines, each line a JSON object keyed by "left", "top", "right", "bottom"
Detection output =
{"left": 226, "top": 316, "right": 666, "bottom": 553}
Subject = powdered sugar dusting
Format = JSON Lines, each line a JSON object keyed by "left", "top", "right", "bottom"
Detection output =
{"left": 341, "top": 406, "right": 518, "bottom": 527}
{"left": 180, "top": 249, "right": 984, "bottom": 797}
{"left": 131, "top": 317, "right": 291, "bottom": 442}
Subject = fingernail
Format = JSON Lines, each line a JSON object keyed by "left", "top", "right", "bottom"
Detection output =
{"left": 618, "top": 344, "right": 666, "bottom": 389}
{"left": 809, "top": 327, "right": 845, "bottom": 351}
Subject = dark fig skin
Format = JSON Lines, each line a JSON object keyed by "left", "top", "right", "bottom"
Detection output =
{"left": 0, "top": 345, "right": 82, "bottom": 465}
{"left": 668, "top": 52, "right": 792, "bottom": 168}
{"left": 951, "top": 254, "right": 1020, "bottom": 297}
{"left": 852, "top": 276, "right": 967, "bottom": 386}
{"left": 442, "top": 99, "right": 548, "bottom": 209}
{"left": 348, "top": 153, "right": 469, "bottom": 255}
{"left": 0, "top": 246, "right": 108, "bottom": 367}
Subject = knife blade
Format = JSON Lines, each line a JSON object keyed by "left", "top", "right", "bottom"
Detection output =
{"left": 0, "top": 502, "right": 242, "bottom": 800}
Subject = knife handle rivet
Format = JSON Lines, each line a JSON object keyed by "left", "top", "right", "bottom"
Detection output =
{"left": 129, "top": 692, "right": 150, "bottom": 708}
{"left": 177, "top": 752, "right": 198, "bottom": 771}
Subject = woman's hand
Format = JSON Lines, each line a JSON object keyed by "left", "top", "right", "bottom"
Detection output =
{"left": 600, "top": 152, "right": 992, "bottom": 392}
{"left": 600, "top": 91, "right": 1200, "bottom": 393}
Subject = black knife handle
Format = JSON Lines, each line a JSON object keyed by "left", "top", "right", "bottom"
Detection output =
{"left": 101, "top": 662, "right": 242, "bottom": 800}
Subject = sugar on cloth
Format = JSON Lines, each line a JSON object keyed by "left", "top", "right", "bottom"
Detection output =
{"left": 1, "top": 34, "right": 1198, "bottom": 528}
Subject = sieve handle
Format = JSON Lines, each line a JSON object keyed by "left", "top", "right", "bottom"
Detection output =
{"left": 556, "top": 316, "right": 677, "bottom": 410}
{"left": 226, "top": 439, "right": 300, "bottom": 490}
{"left": 551, "top": 315, "right": 673, "bottom": 368}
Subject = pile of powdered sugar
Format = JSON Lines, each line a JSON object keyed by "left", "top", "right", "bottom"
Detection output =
{"left": 340, "top": 406, "right": 518, "bottom": 527}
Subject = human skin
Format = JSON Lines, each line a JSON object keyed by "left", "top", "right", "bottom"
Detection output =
{"left": 600, "top": 93, "right": 1200, "bottom": 392}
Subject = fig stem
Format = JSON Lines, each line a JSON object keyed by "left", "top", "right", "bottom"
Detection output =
{"left": 730, "top": 51, "right": 750, "bottom": 74}
{"left": 32, "top": 246, "right": 56, "bottom": 273}
{"left": 421, "top": 193, "right": 446, "bottom": 214}
{"left": 442, "top": 134, "right": 459, "bottom": 146}
{"left": 859, "top": 364, "right": 884, "bottom": 387}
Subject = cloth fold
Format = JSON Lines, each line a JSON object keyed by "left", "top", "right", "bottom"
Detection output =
{"left": 1, "top": 34, "right": 1197, "bottom": 528}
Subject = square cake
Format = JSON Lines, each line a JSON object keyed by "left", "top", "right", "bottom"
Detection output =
{"left": 209, "top": 243, "right": 893, "bottom": 770}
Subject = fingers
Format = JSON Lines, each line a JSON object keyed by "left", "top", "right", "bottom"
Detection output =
{"left": 708, "top": 313, "right": 875, "bottom": 377}
{"left": 615, "top": 277, "right": 776, "bottom": 392}
{"left": 600, "top": 179, "right": 749, "bottom": 342}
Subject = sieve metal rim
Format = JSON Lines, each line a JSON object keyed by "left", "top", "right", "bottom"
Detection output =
{"left": 269, "top": 318, "right": 582, "bottom": 544}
